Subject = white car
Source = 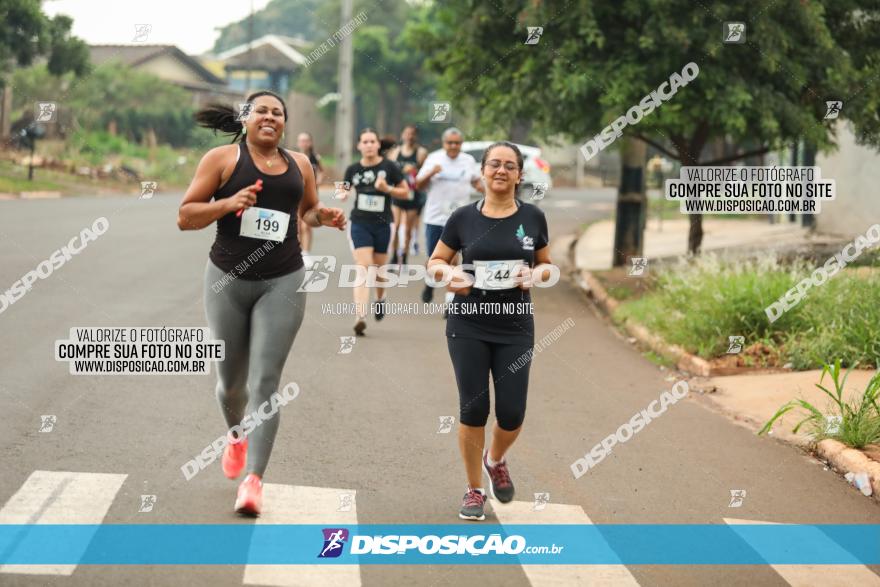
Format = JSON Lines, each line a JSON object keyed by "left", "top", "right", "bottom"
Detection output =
{"left": 461, "top": 141, "right": 553, "bottom": 200}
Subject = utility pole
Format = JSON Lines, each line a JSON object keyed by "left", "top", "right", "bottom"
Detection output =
{"left": 334, "top": 0, "right": 355, "bottom": 174}
{"left": 245, "top": 0, "right": 254, "bottom": 92}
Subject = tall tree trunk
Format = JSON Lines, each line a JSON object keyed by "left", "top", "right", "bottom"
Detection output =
{"left": 802, "top": 142, "right": 816, "bottom": 228}
{"left": 376, "top": 85, "right": 387, "bottom": 135}
{"left": 509, "top": 118, "right": 532, "bottom": 144}
{"left": 612, "top": 137, "right": 647, "bottom": 267}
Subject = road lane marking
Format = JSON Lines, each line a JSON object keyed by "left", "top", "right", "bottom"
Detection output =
{"left": 243, "top": 484, "right": 359, "bottom": 586}
{"left": 0, "top": 470, "right": 127, "bottom": 576}
{"left": 724, "top": 518, "right": 880, "bottom": 586}
{"left": 490, "top": 498, "right": 640, "bottom": 586}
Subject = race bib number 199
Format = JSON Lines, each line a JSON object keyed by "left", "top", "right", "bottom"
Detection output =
{"left": 240, "top": 207, "right": 290, "bottom": 242}
{"left": 474, "top": 259, "right": 524, "bottom": 290}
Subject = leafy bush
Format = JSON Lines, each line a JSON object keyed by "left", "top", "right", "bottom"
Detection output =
{"left": 616, "top": 254, "right": 880, "bottom": 368}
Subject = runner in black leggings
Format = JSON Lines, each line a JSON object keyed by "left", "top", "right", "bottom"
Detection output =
{"left": 178, "top": 91, "right": 345, "bottom": 516}
{"left": 427, "top": 141, "right": 554, "bottom": 521}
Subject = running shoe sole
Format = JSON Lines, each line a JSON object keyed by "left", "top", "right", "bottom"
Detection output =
{"left": 235, "top": 501, "right": 260, "bottom": 517}
{"left": 458, "top": 511, "right": 486, "bottom": 521}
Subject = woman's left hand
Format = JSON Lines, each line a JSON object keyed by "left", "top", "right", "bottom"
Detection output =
{"left": 317, "top": 207, "right": 346, "bottom": 230}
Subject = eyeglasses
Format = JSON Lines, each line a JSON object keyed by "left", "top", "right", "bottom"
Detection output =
{"left": 444, "top": 141, "right": 462, "bottom": 145}
{"left": 485, "top": 160, "right": 519, "bottom": 172}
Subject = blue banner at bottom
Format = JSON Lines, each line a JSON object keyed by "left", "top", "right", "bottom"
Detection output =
{"left": 0, "top": 524, "right": 878, "bottom": 565}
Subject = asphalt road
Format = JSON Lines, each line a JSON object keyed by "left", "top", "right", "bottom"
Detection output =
{"left": 0, "top": 186, "right": 877, "bottom": 586}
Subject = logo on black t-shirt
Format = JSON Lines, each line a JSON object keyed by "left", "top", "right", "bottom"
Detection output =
{"left": 515, "top": 224, "right": 534, "bottom": 250}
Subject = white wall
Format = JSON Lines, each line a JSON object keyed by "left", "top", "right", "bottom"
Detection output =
{"left": 816, "top": 122, "right": 880, "bottom": 237}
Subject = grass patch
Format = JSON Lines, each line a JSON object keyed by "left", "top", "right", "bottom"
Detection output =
{"left": 642, "top": 350, "right": 675, "bottom": 368}
{"left": 760, "top": 360, "right": 880, "bottom": 448}
{"left": 0, "top": 161, "right": 65, "bottom": 193}
{"left": 615, "top": 254, "right": 880, "bottom": 369}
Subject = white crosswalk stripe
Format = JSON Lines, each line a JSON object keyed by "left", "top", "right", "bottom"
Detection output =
{"left": 0, "top": 470, "right": 127, "bottom": 576}
{"left": 242, "top": 484, "right": 359, "bottom": 586}
{"left": 724, "top": 518, "right": 880, "bottom": 586}
{"left": 489, "top": 498, "right": 640, "bottom": 586}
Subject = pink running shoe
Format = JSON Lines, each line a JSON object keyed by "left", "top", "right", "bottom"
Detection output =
{"left": 222, "top": 434, "right": 248, "bottom": 479}
{"left": 234, "top": 473, "right": 263, "bottom": 516}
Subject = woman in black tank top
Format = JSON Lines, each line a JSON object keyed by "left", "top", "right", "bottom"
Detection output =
{"left": 177, "top": 91, "right": 346, "bottom": 516}
{"left": 388, "top": 125, "right": 428, "bottom": 266}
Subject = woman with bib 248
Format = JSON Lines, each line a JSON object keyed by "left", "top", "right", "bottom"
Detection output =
{"left": 177, "top": 91, "right": 345, "bottom": 516}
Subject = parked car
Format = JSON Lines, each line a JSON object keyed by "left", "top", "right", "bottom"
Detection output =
{"left": 461, "top": 141, "right": 553, "bottom": 200}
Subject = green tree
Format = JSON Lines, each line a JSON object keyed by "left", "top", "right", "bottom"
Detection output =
{"left": 13, "top": 62, "right": 198, "bottom": 146}
{"left": 0, "top": 0, "right": 89, "bottom": 85}
{"left": 418, "top": 0, "right": 880, "bottom": 254}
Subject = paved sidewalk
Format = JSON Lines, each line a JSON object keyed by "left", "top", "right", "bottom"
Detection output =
{"left": 575, "top": 217, "right": 814, "bottom": 271}
{"left": 697, "top": 370, "right": 877, "bottom": 447}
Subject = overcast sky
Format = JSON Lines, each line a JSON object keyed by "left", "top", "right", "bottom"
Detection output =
{"left": 43, "top": 0, "right": 272, "bottom": 55}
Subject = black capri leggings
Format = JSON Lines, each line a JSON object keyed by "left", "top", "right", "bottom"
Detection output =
{"left": 447, "top": 337, "right": 533, "bottom": 430}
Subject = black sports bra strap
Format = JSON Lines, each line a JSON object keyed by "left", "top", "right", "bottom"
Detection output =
{"left": 477, "top": 198, "right": 522, "bottom": 211}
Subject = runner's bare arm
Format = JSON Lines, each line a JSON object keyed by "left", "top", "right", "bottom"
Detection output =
{"left": 428, "top": 240, "right": 472, "bottom": 295}
{"left": 178, "top": 146, "right": 257, "bottom": 230}
{"left": 417, "top": 146, "right": 428, "bottom": 167}
{"left": 532, "top": 245, "right": 554, "bottom": 283}
{"left": 292, "top": 150, "right": 346, "bottom": 231}
{"left": 387, "top": 179, "right": 411, "bottom": 200}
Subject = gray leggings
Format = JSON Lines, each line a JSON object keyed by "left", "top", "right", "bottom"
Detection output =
{"left": 204, "top": 260, "right": 306, "bottom": 477}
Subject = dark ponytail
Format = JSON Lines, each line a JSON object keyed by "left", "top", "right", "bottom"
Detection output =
{"left": 194, "top": 103, "right": 244, "bottom": 143}
{"left": 194, "top": 90, "right": 288, "bottom": 144}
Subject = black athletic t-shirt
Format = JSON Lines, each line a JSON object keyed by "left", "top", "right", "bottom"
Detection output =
{"left": 440, "top": 199, "right": 549, "bottom": 343}
{"left": 343, "top": 158, "right": 405, "bottom": 224}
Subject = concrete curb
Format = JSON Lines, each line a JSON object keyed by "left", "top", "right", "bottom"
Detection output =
{"left": 566, "top": 233, "right": 880, "bottom": 500}
{"left": 816, "top": 439, "right": 880, "bottom": 498}
{"left": 572, "top": 266, "right": 713, "bottom": 376}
